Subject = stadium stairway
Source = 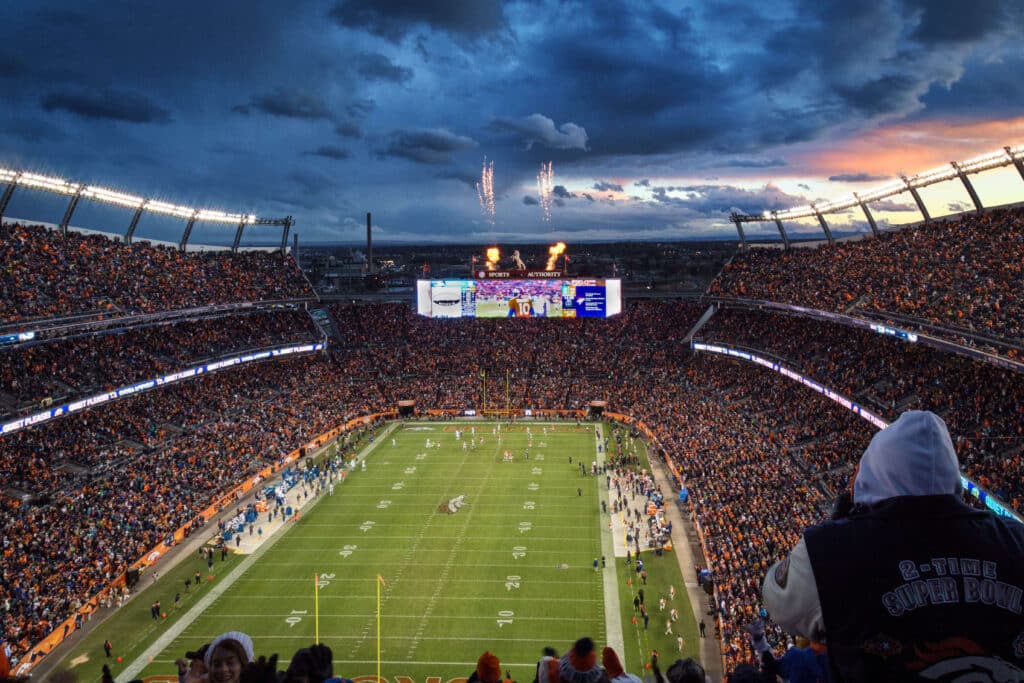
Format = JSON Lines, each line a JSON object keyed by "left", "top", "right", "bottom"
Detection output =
{"left": 684, "top": 305, "right": 718, "bottom": 344}
{"left": 310, "top": 306, "right": 344, "bottom": 342}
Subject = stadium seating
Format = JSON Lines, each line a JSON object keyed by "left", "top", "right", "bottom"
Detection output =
{"left": 0, "top": 311, "right": 321, "bottom": 418}
{"left": 0, "top": 223, "right": 313, "bottom": 325}
{"left": 708, "top": 207, "right": 1024, "bottom": 360}
{"left": 698, "top": 308, "right": 1024, "bottom": 511}
{"left": 2, "top": 214, "right": 1022, "bottom": 674}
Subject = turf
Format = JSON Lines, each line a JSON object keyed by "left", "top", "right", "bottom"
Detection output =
{"left": 55, "top": 421, "right": 695, "bottom": 683}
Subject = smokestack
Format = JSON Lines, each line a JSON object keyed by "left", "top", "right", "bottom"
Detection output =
{"left": 292, "top": 232, "right": 298, "bottom": 255}
{"left": 366, "top": 212, "right": 374, "bottom": 275}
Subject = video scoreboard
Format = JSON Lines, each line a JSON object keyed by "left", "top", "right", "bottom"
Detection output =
{"left": 416, "top": 277, "right": 622, "bottom": 318}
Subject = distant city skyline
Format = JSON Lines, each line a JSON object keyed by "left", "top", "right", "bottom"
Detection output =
{"left": 1, "top": 1, "right": 1023, "bottom": 245}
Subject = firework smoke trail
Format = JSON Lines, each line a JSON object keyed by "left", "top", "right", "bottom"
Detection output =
{"left": 537, "top": 161, "right": 554, "bottom": 222}
{"left": 475, "top": 158, "right": 496, "bottom": 224}
{"left": 545, "top": 242, "right": 566, "bottom": 271}
{"left": 486, "top": 247, "right": 500, "bottom": 271}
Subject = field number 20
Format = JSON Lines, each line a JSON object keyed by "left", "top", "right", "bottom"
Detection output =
{"left": 497, "top": 610, "right": 514, "bottom": 628}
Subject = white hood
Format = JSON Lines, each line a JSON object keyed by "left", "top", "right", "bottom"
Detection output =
{"left": 853, "top": 410, "right": 962, "bottom": 506}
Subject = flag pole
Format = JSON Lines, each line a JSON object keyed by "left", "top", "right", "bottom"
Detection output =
{"left": 314, "top": 574, "right": 319, "bottom": 643}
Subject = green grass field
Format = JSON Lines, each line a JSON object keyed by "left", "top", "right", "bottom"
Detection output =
{"left": 57, "top": 421, "right": 696, "bottom": 683}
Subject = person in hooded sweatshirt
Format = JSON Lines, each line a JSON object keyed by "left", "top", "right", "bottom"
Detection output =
{"left": 762, "top": 410, "right": 1024, "bottom": 682}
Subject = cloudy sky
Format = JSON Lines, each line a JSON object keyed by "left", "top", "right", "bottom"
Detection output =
{"left": 1, "top": 0, "right": 1023, "bottom": 245}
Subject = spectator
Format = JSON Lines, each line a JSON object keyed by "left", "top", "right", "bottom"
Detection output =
{"left": 204, "top": 632, "right": 254, "bottom": 683}
{"left": 763, "top": 411, "right": 1024, "bottom": 681}
{"left": 601, "top": 647, "right": 641, "bottom": 683}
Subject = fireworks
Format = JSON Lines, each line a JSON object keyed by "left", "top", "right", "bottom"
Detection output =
{"left": 486, "top": 247, "right": 500, "bottom": 271}
{"left": 537, "top": 161, "right": 554, "bottom": 222}
{"left": 545, "top": 242, "right": 566, "bottom": 271}
{"left": 476, "top": 158, "right": 496, "bottom": 224}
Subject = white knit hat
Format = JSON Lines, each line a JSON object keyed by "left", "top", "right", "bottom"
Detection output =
{"left": 205, "top": 631, "right": 255, "bottom": 668}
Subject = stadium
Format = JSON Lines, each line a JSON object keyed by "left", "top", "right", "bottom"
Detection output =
{"left": 3, "top": 3, "right": 1024, "bottom": 683}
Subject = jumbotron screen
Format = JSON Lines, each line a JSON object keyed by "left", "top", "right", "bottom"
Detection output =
{"left": 416, "top": 279, "right": 622, "bottom": 318}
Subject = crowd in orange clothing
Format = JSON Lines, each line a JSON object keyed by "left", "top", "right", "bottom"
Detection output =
{"left": 708, "top": 207, "right": 1024, "bottom": 359}
{"left": 699, "top": 307, "right": 1024, "bottom": 510}
{"left": 0, "top": 223, "right": 313, "bottom": 325}
{"left": 1, "top": 230, "right": 1021, "bottom": 672}
{"left": 0, "top": 310, "right": 319, "bottom": 418}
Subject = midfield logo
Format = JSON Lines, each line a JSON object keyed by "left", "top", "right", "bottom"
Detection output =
{"left": 438, "top": 494, "right": 466, "bottom": 514}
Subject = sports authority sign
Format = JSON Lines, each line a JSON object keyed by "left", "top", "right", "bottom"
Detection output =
{"left": 476, "top": 270, "right": 563, "bottom": 279}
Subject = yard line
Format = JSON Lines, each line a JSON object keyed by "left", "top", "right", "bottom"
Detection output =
{"left": 186, "top": 610, "right": 603, "bottom": 619}
{"left": 119, "top": 422, "right": 400, "bottom": 682}
{"left": 151, "top": 658, "right": 551, "bottom": 667}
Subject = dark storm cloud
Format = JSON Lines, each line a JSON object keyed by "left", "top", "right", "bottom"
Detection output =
{"left": 552, "top": 185, "right": 574, "bottom": 199}
{"left": 593, "top": 181, "right": 623, "bottom": 192}
{"left": 237, "top": 87, "right": 334, "bottom": 120}
{"left": 334, "top": 121, "right": 363, "bottom": 139}
{"left": 309, "top": 146, "right": 351, "bottom": 160}
{"left": 649, "top": 183, "right": 809, "bottom": 216}
{"left": 0, "top": 0, "right": 1020, "bottom": 244}
{"left": 906, "top": 0, "right": 1008, "bottom": 44}
{"left": 725, "top": 0, "right": 1021, "bottom": 147}
{"left": 289, "top": 170, "right": 336, "bottom": 195}
{"left": 829, "top": 172, "right": 890, "bottom": 182}
{"left": 497, "top": 3, "right": 747, "bottom": 157}
{"left": 0, "top": 118, "right": 63, "bottom": 144}
{"left": 522, "top": 195, "right": 539, "bottom": 205}
{"left": 355, "top": 53, "right": 413, "bottom": 83}
{"left": 380, "top": 128, "right": 478, "bottom": 164}
{"left": 328, "top": 0, "right": 507, "bottom": 42}
{"left": 435, "top": 168, "right": 480, "bottom": 189}
{"left": 332, "top": 99, "right": 376, "bottom": 138}
{"left": 491, "top": 114, "right": 589, "bottom": 151}
{"left": 721, "top": 158, "right": 787, "bottom": 168}
{"left": 41, "top": 88, "right": 171, "bottom": 124}
{"left": 0, "top": 52, "right": 26, "bottom": 78}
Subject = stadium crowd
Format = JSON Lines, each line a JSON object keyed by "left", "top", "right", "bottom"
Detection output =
{"left": 0, "top": 223, "right": 313, "bottom": 325}
{"left": 2, "top": 215, "right": 1022, "bottom": 678}
{"left": 0, "top": 310, "right": 320, "bottom": 418}
{"left": 698, "top": 308, "right": 1024, "bottom": 510}
{"left": 708, "top": 207, "right": 1024, "bottom": 359}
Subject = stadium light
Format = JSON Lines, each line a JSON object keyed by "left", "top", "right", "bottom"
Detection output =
{"left": 195, "top": 209, "right": 254, "bottom": 225}
{"left": 908, "top": 163, "right": 957, "bottom": 186}
{"left": 736, "top": 144, "right": 1024, "bottom": 236}
{"left": 19, "top": 172, "right": 80, "bottom": 195}
{"left": 3, "top": 163, "right": 293, "bottom": 253}
{"left": 859, "top": 180, "right": 908, "bottom": 204}
{"left": 144, "top": 200, "right": 197, "bottom": 220}
{"left": 81, "top": 186, "right": 145, "bottom": 209}
{"left": 958, "top": 149, "right": 1013, "bottom": 174}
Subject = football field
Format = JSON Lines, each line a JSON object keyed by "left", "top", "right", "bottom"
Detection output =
{"left": 60, "top": 421, "right": 696, "bottom": 683}
{"left": 143, "top": 422, "right": 606, "bottom": 681}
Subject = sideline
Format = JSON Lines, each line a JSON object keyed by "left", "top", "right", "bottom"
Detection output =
{"left": 646, "top": 458, "right": 723, "bottom": 683}
{"left": 119, "top": 423, "right": 399, "bottom": 682}
{"left": 596, "top": 423, "right": 625, "bottom": 658}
